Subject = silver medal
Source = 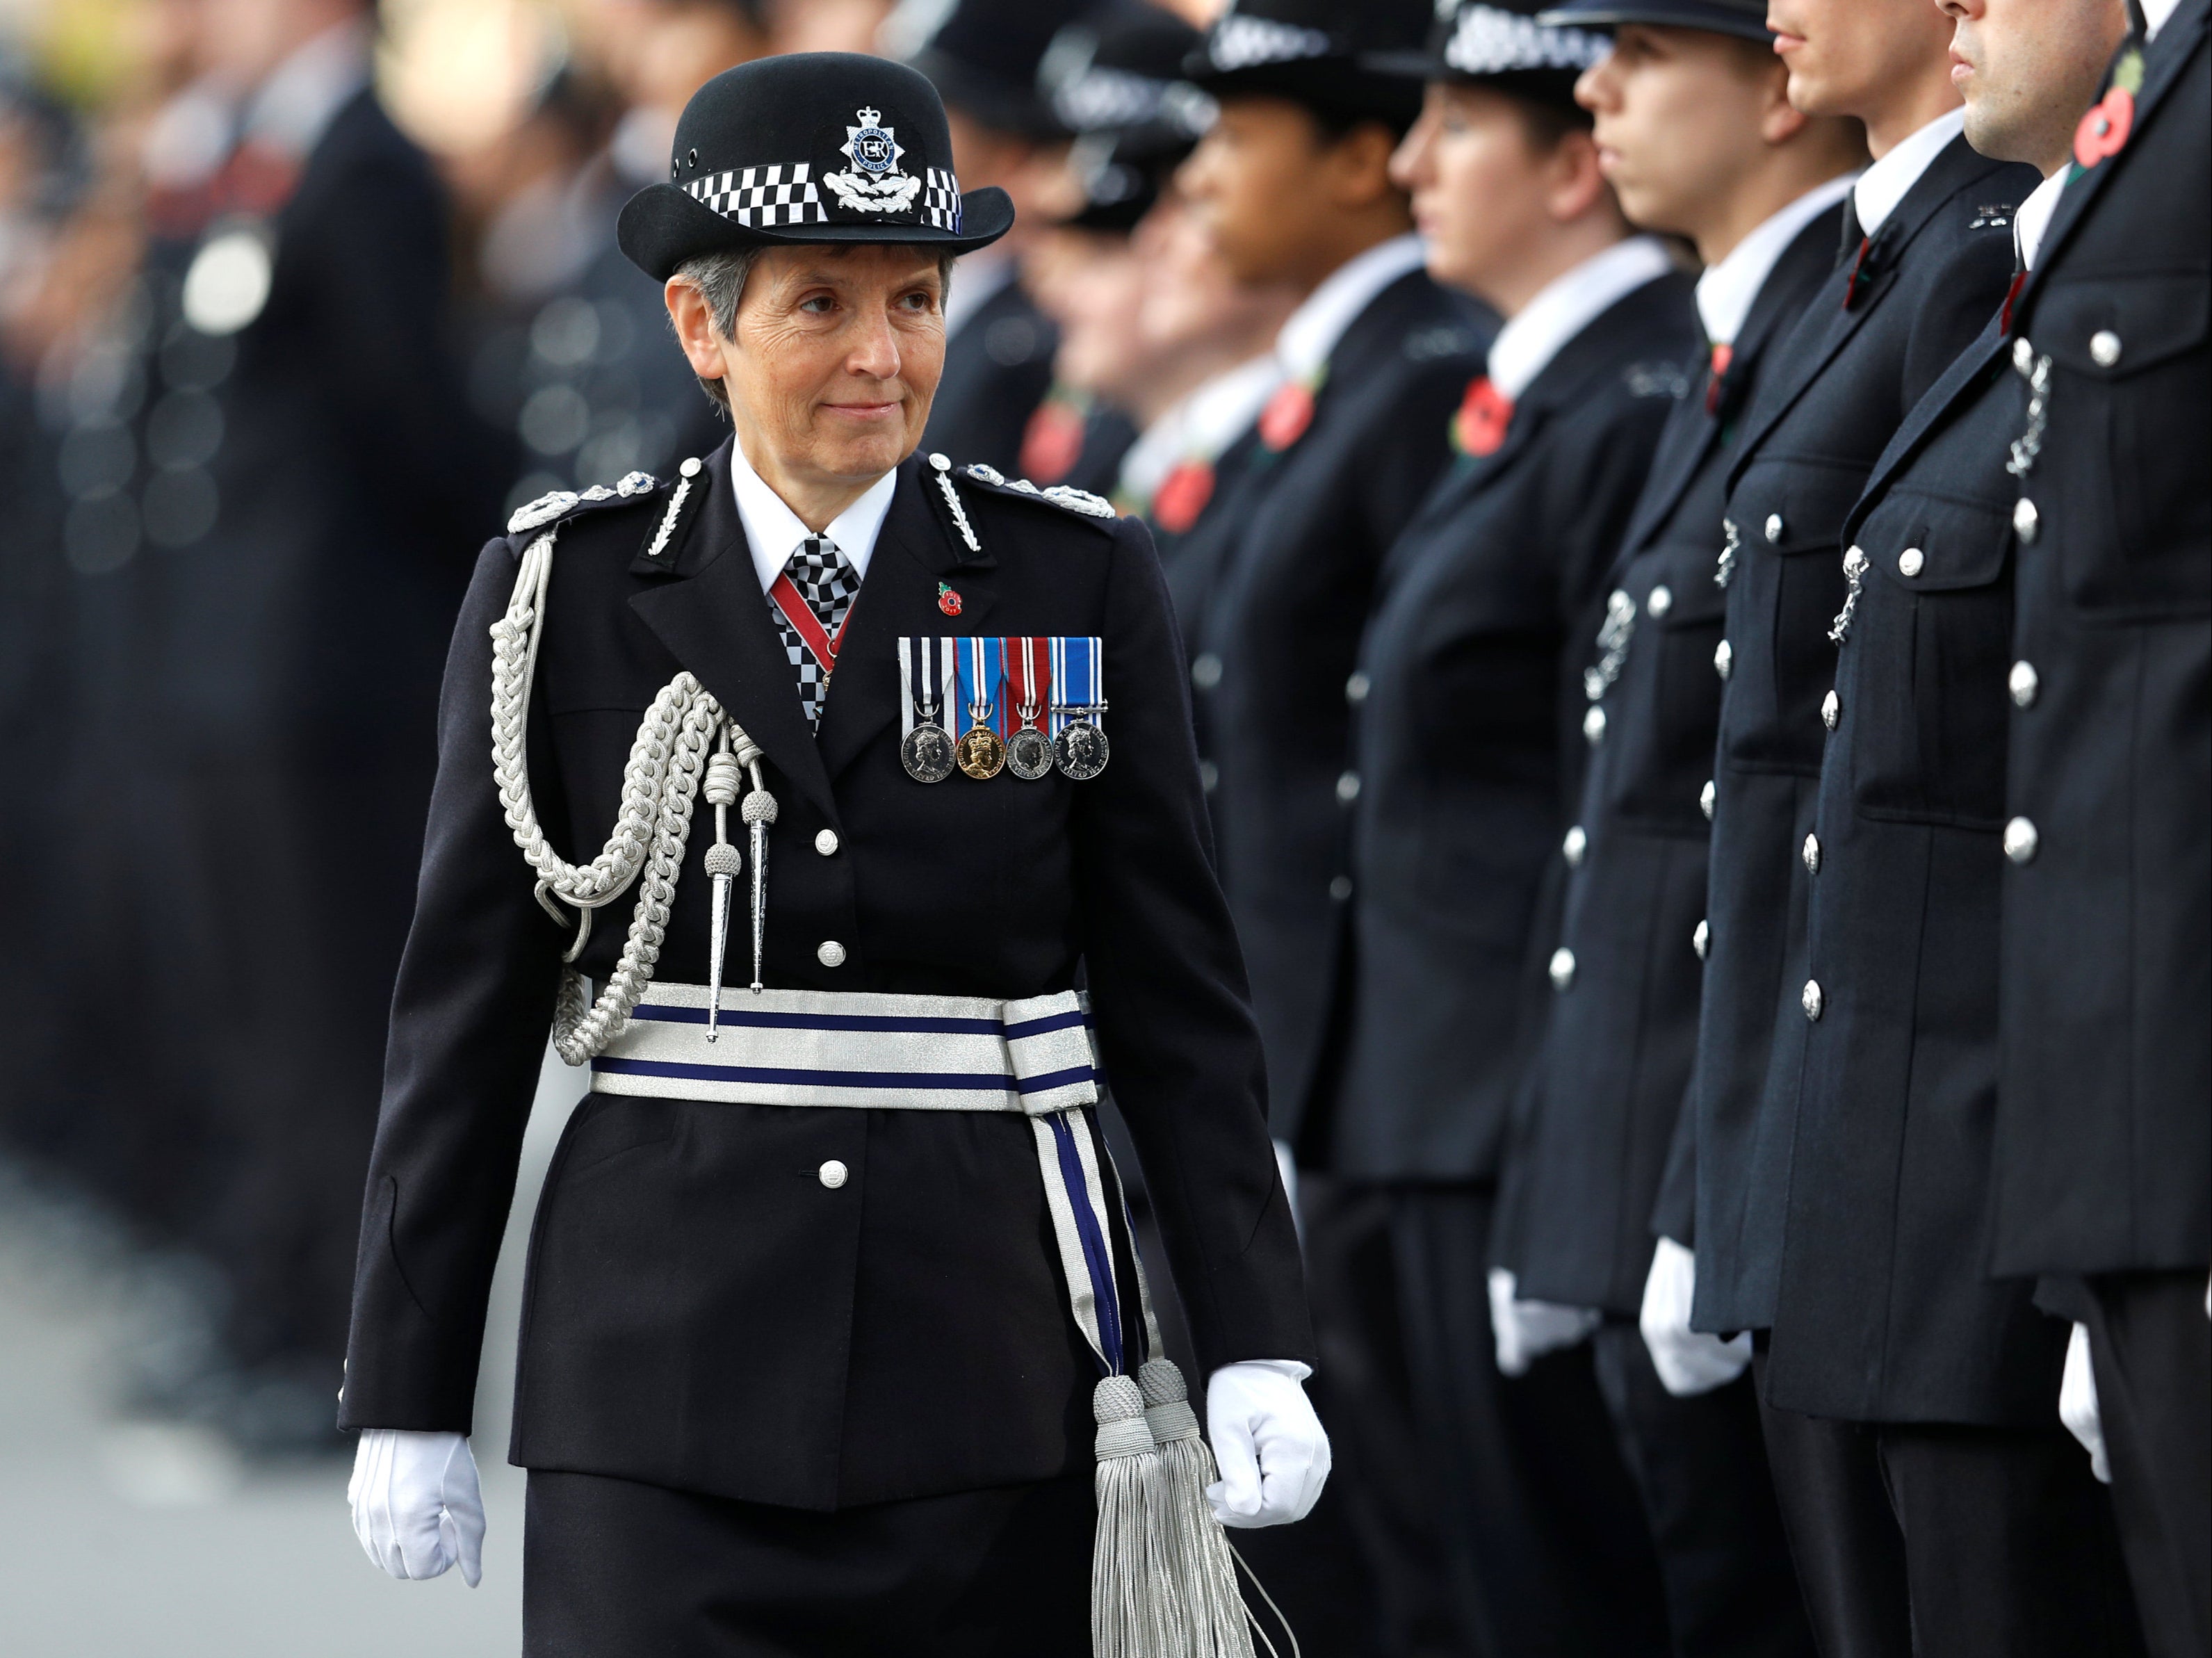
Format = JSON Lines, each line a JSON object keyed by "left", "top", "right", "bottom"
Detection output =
{"left": 1053, "top": 717, "right": 1109, "bottom": 781}
{"left": 901, "top": 721, "right": 955, "bottom": 783}
{"left": 1007, "top": 726, "right": 1054, "bottom": 780}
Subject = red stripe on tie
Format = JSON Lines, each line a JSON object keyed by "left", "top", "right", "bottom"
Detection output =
{"left": 770, "top": 571, "right": 854, "bottom": 676}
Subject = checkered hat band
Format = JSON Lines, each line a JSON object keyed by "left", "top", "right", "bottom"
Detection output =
{"left": 685, "top": 164, "right": 829, "bottom": 228}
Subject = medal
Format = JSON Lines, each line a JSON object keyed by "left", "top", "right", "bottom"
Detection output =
{"left": 1004, "top": 635, "right": 1054, "bottom": 781}
{"left": 1053, "top": 717, "right": 1109, "bottom": 781}
{"left": 1049, "top": 635, "right": 1110, "bottom": 781}
{"left": 897, "top": 635, "right": 957, "bottom": 783}
{"left": 902, "top": 723, "right": 956, "bottom": 783}
{"left": 955, "top": 635, "right": 1007, "bottom": 779}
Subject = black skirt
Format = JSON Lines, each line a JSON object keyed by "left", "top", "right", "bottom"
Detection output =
{"left": 523, "top": 1466, "right": 1094, "bottom": 1657}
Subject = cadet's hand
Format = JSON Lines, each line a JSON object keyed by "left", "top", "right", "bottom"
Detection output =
{"left": 2059, "top": 1322, "right": 2111, "bottom": 1484}
{"left": 1206, "top": 1361, "right": 1330, "bottom": 1528}
{"left": 348, "top": 1429, "right": 486, "bottom": 1586}
{"left": 1638, "top": 1237, "right": 1751, "bottom": 1396}
{"left": 1488, "top": 1267, "right": 1601, "bottom": 1379}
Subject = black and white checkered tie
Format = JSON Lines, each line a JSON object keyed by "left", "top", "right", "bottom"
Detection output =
{"left": 770, "top": 535, "right": 859, "bottom": 731}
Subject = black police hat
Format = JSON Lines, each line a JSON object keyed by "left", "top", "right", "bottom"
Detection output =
{"left": 901, "top": 0, "right": 1093, "bottom": 140}
{"left": 617, "top": 53, "right": 1015, "bottom": 282}
{"left": 1367, "top": 0, "right": 1611, "bottom": 111}
{"left": 1043, "top": 1, "right": 1211, "bottom": 231}
{"left": 1185, "top": 0, "right": 1433, "bottom": 130}
{"left": 1533, "top": 0, "right": 1773, "bottom": 43}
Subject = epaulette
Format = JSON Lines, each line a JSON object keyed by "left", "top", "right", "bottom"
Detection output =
{"left": 952, "top": 460, "right": 1119, "bottom": 525}
{"left": 1623, "top": 361, "right": 1692, "bottom": 400}
{"left": 506, "top": 469, "right": 662, "bottom": 536}
{"left": 1403, "top": 323, "right": 1482, "bottom": 363}
{"left": 1966, "top": 204, "right": 2015, "bottom": 232}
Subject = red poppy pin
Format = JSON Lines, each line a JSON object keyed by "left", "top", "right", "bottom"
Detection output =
{"left": 1453, "top": 375, "right": 1513, "bottom": 457}
{"left": 1259, "top": 380, "right": 1317, "bottom": 451}
{"left": 2074, "top": 83, "right": 2135, "bottom": 169}
{"left": 1153, "top": 459, "right": 1217, "bottom": 535}
{"left": 938, "top": 582, "right": 962, "bottom": 617}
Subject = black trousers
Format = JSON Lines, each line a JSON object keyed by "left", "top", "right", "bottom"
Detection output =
{"left": 1590, "top": 1322, "right": 1815, "bottom": 1658}
{"left": 523, "top": 1466, "right": 1093, "bottom": 1657}
{"left": 1306, "top": 1177, "right": 1671, "bottom": 1657}
{"left": 2083, "top": 1270, "right": 2211, "bottom": 1658}
{"left": 1751, "top": 1345, "right": 2145, "bottom": 1658}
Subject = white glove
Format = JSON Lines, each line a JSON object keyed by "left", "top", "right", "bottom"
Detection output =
{"left": 348, "top": 1429, "right": 486, "bottom": 1586}
{"left": 1488, "top": 1268, "right": 1601, "bottom": 1378}
{"left": 1639, "top": 1237, "right": 1752, "bottom": 1397}
{"left": 2059, "top": 1322, "right": 2111, "bottom": 1484}
{"left": 1206, "top": 1360, "right": 1331, "bottom": 1528}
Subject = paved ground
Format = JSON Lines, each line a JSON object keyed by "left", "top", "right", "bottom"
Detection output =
{"left": 0, "top": 1049, "right": 583, "bottom": 1655}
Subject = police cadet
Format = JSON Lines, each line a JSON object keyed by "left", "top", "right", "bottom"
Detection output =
{"left": 903, "top": 0, "right": 1080, "bottom": 476}
{"left": 1497, "top": 1, "right": 1860, "bottom": 1649}
{"left": 1976, "top": 0, "right": 2209, "bottom": 1648}
{"left": 1682, "top": 0, "right": 2031, "bottom": 1397}
{"left": 335, "top": 54, "right": 1331, "bottom": 1655}
{"left": 1759, "top": 0, "right": 2158, "bottom": 1644}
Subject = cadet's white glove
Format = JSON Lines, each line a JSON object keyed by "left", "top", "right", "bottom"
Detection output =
{"left": 348, "top": 1429, "right": 485, "bottom": 1586}
{"left": 2059, "top": 1322, "right": 2111, "bottom": 1484}
{"left": 1488, "top": 1268, "right": 1601, "bottom": 1378}
{"left": 1206, "top": 1360, "right": 1330, "bottom": 1527}
{"left": 1640, "top": 1237, "right": 1752, "bottom": 1397}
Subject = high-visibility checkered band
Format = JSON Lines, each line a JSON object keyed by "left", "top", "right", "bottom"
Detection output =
{"left": 922, "top": 168, "right": 961, "bottom": 231}
{"left": 685, "top": 164, "right": 829, "bottom": 227}
{"left": 1443, "top": 6, "right": 1606, "bottom": 76}
{"left": 1207, "top": 13, "right": 1333, "bottom": 71}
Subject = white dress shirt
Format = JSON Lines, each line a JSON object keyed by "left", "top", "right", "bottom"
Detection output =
{"left": 1486, "top": 236, "right": 1675, "bottom": 400}
{"left": 728, "top": 439, "right": 899, "bottom": 592}
{"left": 2143, "top": 0, "right": 2181, "bottom": 37}
{"left": 2014, "top": 169, "right": 2072, "bottom": 274}
{"left": 1274, "top": 232, "right": 1430, "bottom": 383}
{"left": 1854, "top": 107, "right": 1967, "bottom": 239}
{"left": 1695, "top": 172, "right": 1860, "bottom": 348}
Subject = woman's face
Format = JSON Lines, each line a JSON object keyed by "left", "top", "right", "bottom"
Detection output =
{"left": 670, "top": 243, "right": 947, "bottom": 489}
{"left": 1390, "top": 83, "right": 1560, "bottom": 306}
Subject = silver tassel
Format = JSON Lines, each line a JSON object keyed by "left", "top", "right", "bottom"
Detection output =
{"left": 700, "top": 739, "right": 745, "bottom": 1038}
{"left": 1141, "top": 1359, "right": 1260, "bottom": 1657}
{"left": 742, "top": 786, "right": 776, "bottom": 992}
{"left": 1092, "top": 1375, "right": 1176, "bottom": 1658}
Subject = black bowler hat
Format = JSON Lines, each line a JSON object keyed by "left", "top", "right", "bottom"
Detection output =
{"left": 1185, "top": 0, "right": 1433, "bottom": 130}
{"left": 1367, "top": 0, "right": 1611, "bottom": 111}
{"left": 1042, "top": 1, "right": 1211, "bottom": 231}
{"left": 1534, "top": 0, "right": 1773, "bottom": 43}
{"left": 900, "top": 0, "right": 1093, "bottom": 140}
{"left": 617, "top": 53, "right": 1015, "bottom": 282}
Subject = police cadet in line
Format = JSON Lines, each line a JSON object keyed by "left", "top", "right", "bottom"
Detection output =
{"left": 1817, "top": 0, "right": 2204, "bottom": 1649}
{"left": 1496, "top": 0, "right": 1860, "bottom": 1648}
{"left": 904, "top": 0, "right": 1081, "bottom": 476}
{"left": 1328, "top": 6, "right": 1699, "bottom": 1649}
{"left": 1677, "top": 0, "right": 2030, "bottom": 1471}
{"left": 335, "top": 53, "right": 1332, "bottom": 1655}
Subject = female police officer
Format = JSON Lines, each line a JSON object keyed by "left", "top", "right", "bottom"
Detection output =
{"left": 334, "top": 51, "right": 1326, "bottom": 1655}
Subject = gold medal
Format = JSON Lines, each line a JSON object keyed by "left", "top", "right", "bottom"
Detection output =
{"left": 955, "top": 723, "right": 1005, "bottom": 779}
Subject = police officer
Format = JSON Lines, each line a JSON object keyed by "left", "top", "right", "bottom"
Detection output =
{"left": 1977, "top": 0, "right": 2209, "bottom": 1649}
{"left": 336, "top": 54, "right": 1328, "bottom": 1654}
{"left": 1500, "top": 3, "right": 1861, "bottom": 1650}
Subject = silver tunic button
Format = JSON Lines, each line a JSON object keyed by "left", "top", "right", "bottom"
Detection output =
{"left": 1344, "top": 669, "right": 1369, "bottom": 704}
{"left": 817, "top": 939, "right": 847, "bottom": 968}
{"left": 1328, "top": 874, "right": 1353, "bottom": 902}
{"left": 1897, "top": 547, "right": 1924, "bottom": 578}
{"left": 1199, "top": 760, "right": 1219, "bottom": 793}
{"left": 1801, "top": 980, "right": 1824, "bottom": 1021}
{"left": 680, "top": 456, "right": 702, "bottom": 478}
{"left": 1764, "top": 513, "right": 1784, "bottom": 544}
{"left": 2003, "top": 817, "right": 2040, "bottom": 864}
{"left": 2012, "top": 336, "right": 2037, "bottom": 374}
{"left": 1821, "top": 688, "right": 1840, "bottom": 730}
{"left": 1803, "top": 833, "right": 1821, "bottom": 875}
{"left": 1646, "top": 585, "right": 1674, "bottom": 619}
{"left": 1693, "top": 919, "right": 1709, "bottom": 961}
{"left": 1563, "top": 825, "right": 1587, "bottom": 866}
{"left": 2090, "top": 330, "right": 2122, "bottom": 368}
{"left": 1192, "top": 653, "right": 1223, "bottom": 690}
{"left": 815, "top": 829, "right": 840, "bottom": 856}
{"left": 1549, "top": 948, "right": 1577, "bottom": 991}
{"left": 818, "top": 1160, "right": 848, "bottom": 1189}
{"left": 2008, "top": 660, "right": 2038, "bottom": 708}
{"left": 2013, "top": 498, "right": 2040, "bottom": 543}
{"left": 1700, "top": 778, "right": 1716, "bottom": 820}
{"left": 928, "top": 452, "right": 952, "bottom": 471}
{"left": 1584, "top": 705, "right": 1607, "bottom": 745}
{"left": 1335, "top": 770, "right": 1361, "bottom": 804}
{"left": 1715, "top": 639, "right": 1732, "bottom": 680}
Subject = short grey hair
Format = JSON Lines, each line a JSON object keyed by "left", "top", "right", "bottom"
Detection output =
{"left": 672, "top": 245, "right": 958, "bottom": 416}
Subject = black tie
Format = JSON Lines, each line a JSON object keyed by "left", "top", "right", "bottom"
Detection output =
{"left": 1837, "top": 194, "right": 1865, "bottom": 268}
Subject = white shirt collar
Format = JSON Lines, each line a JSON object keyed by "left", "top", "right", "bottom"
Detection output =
{"left": 943, "top": 247, "right": 1017, "bottom": 341}
{"left": 1118, "top": 354, "right": 1286, "bottom": 503}
{"left": 728, "top": 441, "right": 900, "bottom": 592}
{"left": 1275, "top": 233, "right": 1429, "bottom": 382}
{"left": 2142, "top": 0, "right": 2182, "bottom": 37}
{"left": 1854, "top": 106, "right": 1967, "bottom": 239}
{"left": 1695, "top": 172, "right": 1860, "bottom": 348}
{"left": 243, "top": 17, "right": 371, "bottom": 160}
{"left": 1486, "top": 236, "right": 1674, "bottom": 400}
{"left": 2014, "top": 169, "right": 2071, "bottom": 273}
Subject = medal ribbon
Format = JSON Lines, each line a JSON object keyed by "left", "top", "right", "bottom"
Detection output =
{"left": 1049, "top": 636, "right": 1105, "bottom": 736}
{"left": 1002, "top": 637, "right": 1051, "bottom": 729}
{"left": 957, "top": 635, "right": 1007, "bottom": 735}
{"left": 897, "top": 636, "right": 957, "bottom": 737}
{"left": 770, "top": 569, "right": 855, "bottom": 674}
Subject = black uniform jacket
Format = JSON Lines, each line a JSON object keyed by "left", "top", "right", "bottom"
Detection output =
{"left": 1762, "top": 314, "right": 2062, "bottom": 1426}
{"left": 1193, "top": 270, "right": 1492, "bottom": 1151}
{"left": 1509, "top": 212, "right": 1841, "bottom": 1312}
{"left": 1689, "top": 137, "right": 2036, "bottom": 1336}
{"left": 338, "top": 441, "right": 1314, "bottom": 1511}
{"left": 920, "top": 275, "right": 1059, "bottom": 477}
{"left": 1991, "top": 6, "right": 2211, "bottom": 1280}
{"left": 1331, "top": 272, "right": 1701, "bottom": 1182}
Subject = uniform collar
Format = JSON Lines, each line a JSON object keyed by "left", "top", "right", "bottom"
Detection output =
{"left": 1695, "top": 172, "right": 1860, "bottom": 348}
{"left": 2013, "top": 169, "right": 2070, "bottom": 273}
{"left": 1486, "top": 236, "right": 1673, "bottom": 400}
{"left": 1854, "top": 106, "right": 1966, "bottom": 238}
{"left": 1117, "top": 353, "right": 1285, "bottom": 501}
{"left": 1275, "top": 233, "right": 1429, "bottom": 382}
{"left": 727, "top": 436, "right": 900, "bottom": 591}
